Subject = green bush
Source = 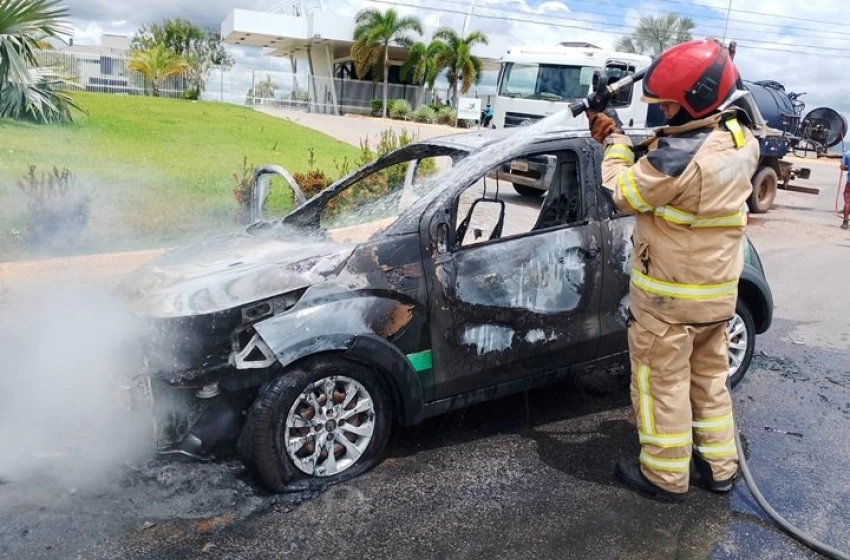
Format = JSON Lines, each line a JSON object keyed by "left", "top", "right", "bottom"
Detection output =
{"left": 389, "top": 99, "right": 412, "bottom": 120}
{"left": 436, "top": 106, "right": 456, "bottom": 125}
{"left": 413, "top": 105, "right": 437, "bottom": 124}
{"left": 232, "top": 155, "right": 254, "bottom": 224}
{"left": 370, "top": 98, "right": 383, "bottom": 117}
{"left": 292, "top": 147, "right": 333, "bottom": 199}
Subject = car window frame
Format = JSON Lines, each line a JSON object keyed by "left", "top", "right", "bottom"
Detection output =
{"left": 276, "top": 143, "right": 467, "bottom": 234}
{"left": 447, "top": 143, "right": 589, "bottom": 252}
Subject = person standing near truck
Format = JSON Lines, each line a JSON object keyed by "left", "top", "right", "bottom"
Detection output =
{"left": 840, "top": 150, "right": 850, "bottom": 229}
{"left": 586, "top": 39, "right": 760, "bottom": 502}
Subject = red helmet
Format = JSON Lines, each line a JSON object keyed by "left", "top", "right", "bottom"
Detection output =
{"left": 642, "top": 39, "right": 739, "bottom": 118}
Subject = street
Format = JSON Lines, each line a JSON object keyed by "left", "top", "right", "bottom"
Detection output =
{"left": 1, "top": 118, "right": 849, "bottom": 560}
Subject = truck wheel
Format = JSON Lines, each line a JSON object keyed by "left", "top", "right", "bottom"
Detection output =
{"left": 513, "top": 184, "right": 544, "bottom": 197}
{"left": 748, "top": 166, "right": 778, "bottom": 213}
{"left": 238, "top": 357, "right": 392, "bottom": 493}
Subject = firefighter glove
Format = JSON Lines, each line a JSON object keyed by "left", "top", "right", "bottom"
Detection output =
{"left": 588, "top": 108, "right": 622, "bottom": 144}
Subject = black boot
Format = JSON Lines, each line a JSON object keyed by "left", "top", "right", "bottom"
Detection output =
{"left": 614, "top": 460, "right": 686, "bottom": 503}
{"left": 691, "top": 452, "right": 738, "bottom": 493}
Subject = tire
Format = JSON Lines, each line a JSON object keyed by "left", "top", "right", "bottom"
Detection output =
{"left": 727, "top": 299, "right": 756, "bottom": 388}
{"left": 748, "top": 166, "right": 778, "bottom": 213}
{"left": 513, "top": 184, "right": 545, "bottom": 197}
{"left": 238, "top": 357, "right": 392, "bottom": 493}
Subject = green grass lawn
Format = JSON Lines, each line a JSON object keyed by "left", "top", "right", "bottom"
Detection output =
{"left": 0, "top": 92, "right": 359, "bottom": 261}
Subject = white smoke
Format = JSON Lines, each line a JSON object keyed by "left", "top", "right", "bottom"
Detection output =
{"left": 0, "top": 279, "right": 154, "bottom": 489}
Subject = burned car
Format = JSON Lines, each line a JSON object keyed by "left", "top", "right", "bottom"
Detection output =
{"left": 116, "top": 125, "right": 773, "bottom": 493}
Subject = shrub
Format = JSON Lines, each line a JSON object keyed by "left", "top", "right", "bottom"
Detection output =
{"left": 370, "top": 98, "right": 382, "bottom": 117}
{"left": 334, "top": 156, "right": 352, "bottom": 179}
{"left": 389, "top": 99, "right": 412, "bottom": 120}
{"left": 232, "top": 155, "right": 254, "bottom": 224}
{"left": 436, "top": 106, "right": 456, "bottom": 125}
{"left": 413, "top": 105, "right": 437, "bottom": 124}
{"left": 292, "top": 147, "right": 333, "bottom": 199}
{"left": 16, "top": 165, "right": 93, "bottom": 254}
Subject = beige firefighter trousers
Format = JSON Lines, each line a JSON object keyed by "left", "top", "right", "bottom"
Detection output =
{"left": 628, "top": 310, "right": 739, "bottom": 493}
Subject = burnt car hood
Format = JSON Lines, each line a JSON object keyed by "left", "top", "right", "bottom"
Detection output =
{"left": 118, "top": 230, "right": 355, "bottom": 318}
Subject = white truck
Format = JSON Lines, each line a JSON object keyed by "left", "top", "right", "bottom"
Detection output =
{"left": 490, "top": 42, "right": 658, "bottom": 131}
{"left": 488, "top": 41, "right": 844, "bottom": 213}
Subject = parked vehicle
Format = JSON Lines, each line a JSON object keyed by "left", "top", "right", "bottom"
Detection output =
{"left": 490, "top": 42, "right": 655, "bottom": 130}
{"left": 489, "top": 42, "right": 846, "bottom": 214}
{"left": 114, "top": 125, "right": 773, "bottom": 493}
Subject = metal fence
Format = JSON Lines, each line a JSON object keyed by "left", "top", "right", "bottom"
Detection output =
{"left": 36, "top": 49, "right": 188, "bottom": 98}
{"left": 208, "top": 67, "right": 455, "bottom": 115}
{"left": 35, "top": 49, "right": 492, "bottom": 116}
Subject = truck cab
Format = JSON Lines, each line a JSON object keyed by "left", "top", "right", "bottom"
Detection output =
{"left": 491, "top": 43, "right": 660, "bottom": 130}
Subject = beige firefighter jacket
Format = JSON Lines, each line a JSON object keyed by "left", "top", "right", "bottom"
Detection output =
{"left": 600, "top": 109, "right": 761, "bottom": 325}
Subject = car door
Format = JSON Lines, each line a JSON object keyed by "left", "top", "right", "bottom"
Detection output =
{"left": 421, "top": 142, "right": 604, "bottom": 400}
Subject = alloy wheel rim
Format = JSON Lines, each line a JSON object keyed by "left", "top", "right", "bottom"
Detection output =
{"left": 727, "top": 313, "right": 748, "bottom": 378}
{"left": 283, "top": 375, "right": 376, "bottom": 477}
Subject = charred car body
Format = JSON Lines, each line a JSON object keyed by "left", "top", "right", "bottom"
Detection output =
{"left": 116, "top": 125, "right": 773, "bottom": 493}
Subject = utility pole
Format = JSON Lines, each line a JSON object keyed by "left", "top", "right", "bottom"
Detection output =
{"left": 461, "top": 0, "right": 474, "bottom": 37}
{"left": 722, "top": 0, "right": 733, "bottom": 42}
{"left": 457, "top": 0, "right": 476, "bottom": 127}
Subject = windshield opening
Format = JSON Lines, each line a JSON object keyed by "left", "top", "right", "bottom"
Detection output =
{"left": 253, "top": 146, "right": 462, "bottom": 243}
{"left": 498, "top": 62, "right": 599, "bottom": 101}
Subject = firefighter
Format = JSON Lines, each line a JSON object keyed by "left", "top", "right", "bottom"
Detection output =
{"left": 587, "top": 39, "right": 761, "bottom": 502}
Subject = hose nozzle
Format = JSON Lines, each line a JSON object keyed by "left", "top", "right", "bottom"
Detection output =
{"left": 569, "top": 67, "right": 648, "bottom": 117}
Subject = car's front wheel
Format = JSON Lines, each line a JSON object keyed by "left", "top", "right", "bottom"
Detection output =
{"left": 727, "top": 299, "right": 756, "bottom": 388}
{"left": 238, "top": 357, "right": 392, "bottom": 493}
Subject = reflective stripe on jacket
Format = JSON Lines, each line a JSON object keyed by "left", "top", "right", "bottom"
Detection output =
{"left": 601, "top": 110, "right": 760, "bottom": 324}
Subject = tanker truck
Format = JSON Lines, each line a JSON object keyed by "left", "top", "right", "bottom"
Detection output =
{"left": 489, "top": 41, "right": 847, "bottom": 213}
{"left": 733, "top": 77, "right": 847, "bottom": 212}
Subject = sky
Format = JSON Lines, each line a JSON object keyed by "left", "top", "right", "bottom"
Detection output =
{"left": 63, "top": 0, "right": 850, "bottom": 142}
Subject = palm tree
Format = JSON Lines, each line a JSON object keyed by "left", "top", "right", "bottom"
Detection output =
{"left": 431, "top": 28, "right": 489, "bottom": 111}
{"left": 615, "top": 13, "right": 696, "bottom": 56}
{"left": 401, "top": 40, "right": 445, "bottom": 89}
{"left": 351, "top": 8, "right": 423, "bottom": 118}
{"left": 0, "top": 0, "right": 83, "bottom": 123}
{"left": 129, "top": 44, "right": 187, "bottom": 97}
{"left": 400, "top": 40, "right": 445, "bottom": 105}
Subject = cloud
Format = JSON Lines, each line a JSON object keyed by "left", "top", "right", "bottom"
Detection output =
{"left": 62, "top": 0, "right": 850, "bottom": 135}
{"left": 67, "top": 0, "right": 253, "bottom": 30}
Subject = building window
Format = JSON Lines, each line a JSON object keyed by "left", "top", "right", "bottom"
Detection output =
{"left": 100, "top": 56, "right": 113, "bottom": 76}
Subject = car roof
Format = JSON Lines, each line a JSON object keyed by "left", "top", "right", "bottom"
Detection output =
{"left": 417, "top": 125, "right": 658, "bottom": 152}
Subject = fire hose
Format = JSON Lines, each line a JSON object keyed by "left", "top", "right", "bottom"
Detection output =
{"left": 569, "top": 69, "right": 850, "bottom": 560}
{"left": 836, "top": 139, "right": 846, "bottom": 218}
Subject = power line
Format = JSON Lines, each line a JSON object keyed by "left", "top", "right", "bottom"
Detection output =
{"left": 367, "top": 0, "right": 850, "bottom": 61}
{"left": 554, "top": 0, "right": 850, "bottom": 42}
{"left": 423, "top": 0, "right": 850, "bottom": 53}
{"left": 409, "top": 0, "right": 850, "bottom": 44}
{"left": 582, "top": 0, "right": 850, "bottom": 28}
{"left": 409, "top": 0, "right": 850, "bottom": 34}
{"left": 436, "top": 0, "right": 850, "bottom": 45}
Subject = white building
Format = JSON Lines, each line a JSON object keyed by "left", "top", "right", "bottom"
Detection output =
{"left": 219, "top": 1, "right": 503, "bottom": 114}
{"left": 52, "top": 34, "right": 138, "bottom": 94}
{"left": 49, "top": 34, "right": 186, "bottom": 98}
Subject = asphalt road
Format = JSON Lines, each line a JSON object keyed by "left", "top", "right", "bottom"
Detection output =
{"left": 1, "top": 121, "right": 850, "bottom": 560}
